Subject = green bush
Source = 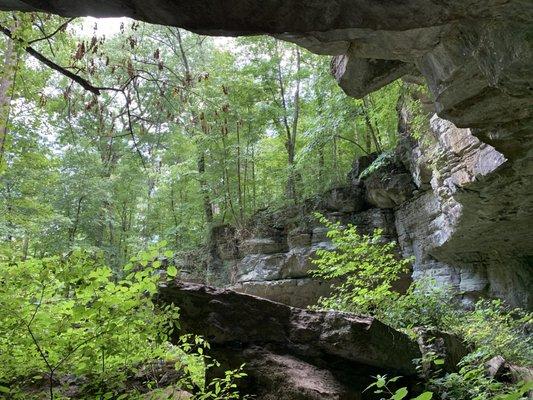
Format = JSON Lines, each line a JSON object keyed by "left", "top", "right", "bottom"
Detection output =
{"left": 310, "top": 213, "right": 412, "bottom": 316}
{"left": 381, "top": 278, "right": 462, "bottom": 330}
{"left": 0, "top": 246, "right": 246, "bottom": 399}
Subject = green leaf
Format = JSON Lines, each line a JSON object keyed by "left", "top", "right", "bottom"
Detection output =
{"left": 167, "top": 265, "right": 178, "bottom": 277}
{"left": 376, "top": 376, "right": 386, "bottom": 388}
{"left": 164, "top": 250, "right": 174, "bottom": 258}
{"left": 392, "top": 387, "right": 408, "bottom": 400}
{"left": 412, "top": 392, "right": 433, "bottom": 400}
{"left": 0, "top": 386, "right": 9, "bottom": 393}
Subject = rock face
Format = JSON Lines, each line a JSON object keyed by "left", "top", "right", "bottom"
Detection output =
{"left": 158, "top": 281, "right": 422, "bottom": 399}
{"left": 215, "top": 190, "right": 401, "bottom": 308}
{"left": 395, "top": 115, "right": 533, "bottom": 308}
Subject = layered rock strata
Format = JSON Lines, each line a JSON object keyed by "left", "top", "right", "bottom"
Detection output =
{"left": 395, "top": 115, "right": 532, "bottom": 308}
{"left": 158, "top": 281, "right": 423, "bottom": 399}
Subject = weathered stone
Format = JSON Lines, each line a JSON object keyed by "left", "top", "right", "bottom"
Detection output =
{"left": 364, "top": 173, "right": 416, "bottom": 209}
{"left": 159, "top": 282, "right": 421, "bottom": 371}
{"left": 235, "top": 253, "right": 288, "bottom": 282}
{"left": 218, "top": 347, "right": 366, "bottom": 400}
{"left": 321, "top": 186, "right": 366, "bottom": 213}
{"left": 486, "top": 356, "right": 533, "bottom": 385}
{"left": 287, "top": 229, "right": 312, "bottom": 249}
{"left": 158, "top": 282, "right": 422, "bottom": 391}
{"left": 210, "top": 224, "right": 239, "bottom": 261}
{"left": 347, "top": 153, "right": 378, "bottom": 183}
{"left": 395, "top": 115, "right": 533, "bottom": 308}
{"left": 241, "top": 238, "right": 288, "bottom": 255}
{"left": 231, "top": 278, "right": 331, "bottom": 308}
{"left": 362, "top": 153, "right": 416, "bottom": 209}
{"left": 332, "top": 55, "right": 415, "bottom": 99}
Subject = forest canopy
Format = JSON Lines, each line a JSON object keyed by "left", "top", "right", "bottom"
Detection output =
{"left": 0, "top": 13, "right": 402, "bottom": 268}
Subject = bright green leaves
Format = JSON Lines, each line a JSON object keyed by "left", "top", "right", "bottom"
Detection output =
{"left": 311, "top": 213, "right": 413, "bottom": 316}
{"left": 412, "top": 393, "right": 433, "bottom": 400}
{"left": 494, "top": 382, "right": 533, "bottom": 400}
{"left": 0, "top": 247, "right": 174, "bottom": 392}
{"left": 392, "top": 387, "right": 409, "bottom": 400}
{"left": 0, "top": 244, "right": 249, "bottom": 399}
{"left": 167, "top": 265, "right": 178, "bottom": 278}
{"left": 366, "top": 375, "right": 434, "bottom": 400}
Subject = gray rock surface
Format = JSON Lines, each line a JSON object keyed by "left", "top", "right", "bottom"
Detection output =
{"left": 158, "top": 281, "right": 423, "bottom": 398}
{"left": 230, "top": 278, "right": 332, "bottom": 309}
{"left": 395, "top": 115, "right": 533, "bottom": 308}
{"left": 224, "top": 201, "right": 398, "bottom": 307}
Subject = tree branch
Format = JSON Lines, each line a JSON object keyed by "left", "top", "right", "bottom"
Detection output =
{"left": 29, "top": 17, "right": 75, "bottom": 45}
{"left": 0, "top": 23, "right": 120, "bottom": 96}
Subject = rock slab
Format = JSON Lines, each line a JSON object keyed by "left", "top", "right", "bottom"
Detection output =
{"left": 158, "top": 281, "right": 422, "bottom": 399}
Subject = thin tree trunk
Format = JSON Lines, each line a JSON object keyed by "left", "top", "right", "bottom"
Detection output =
{"left": 333, "top": 134, "right": 341, "bottom": 184}
{"left": 197, "top": 153, "right": 213, "bottom": 224}
{"left": 68, "top": 196, "right": 84, "bottom": 244}
{"left": 362, "top": 97, "right": 382, "bottom": 153}
{"left": 251, "top": 144, "right": 256, "bottom": 211}
{"left": 0, "top": 36, "right": 17, "bottom": 164}
{"left": 236, "top": 121, "right": 243, "bottom": 221}
{"left": 175, "top": 28, "right": 191, "bottom": 79}
{"left": 22, "top": 235, "right": 29, "bottom": 260}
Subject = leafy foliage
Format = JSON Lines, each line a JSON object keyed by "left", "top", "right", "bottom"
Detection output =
{"left": 0, "top": 13, "right": 405, "bottom": 270}
{"left": 365, "top": 375, "right": 433, "bottom": 400}
{"left": 0, "top": 245, "right": 245, "bottom": 399}
{"left": 311, "top": 213, "right": 412, "bottom": 316}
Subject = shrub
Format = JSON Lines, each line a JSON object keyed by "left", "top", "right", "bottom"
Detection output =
{"left": 310, "top": 213, "right": 412, "bottom": 317}
{"left": 0, "top": 245, "right": 246, "bottom": 399}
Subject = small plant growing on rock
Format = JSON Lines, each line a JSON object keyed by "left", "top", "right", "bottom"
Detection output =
{"left": 310, "top": 213, "right": 412, "bottom": 316}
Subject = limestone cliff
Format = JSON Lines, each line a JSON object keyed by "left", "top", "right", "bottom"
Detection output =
{"left": 207, "top": 113, "right": 531, "bottom": 309}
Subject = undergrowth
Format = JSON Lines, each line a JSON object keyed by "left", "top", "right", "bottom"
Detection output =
{"left": 312, "top": 214, "right": 533, "bottom": 400}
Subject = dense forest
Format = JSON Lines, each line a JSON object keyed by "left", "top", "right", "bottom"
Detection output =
{"left": 0, "top": 11, "right": 531, "bottom": 400}
{"left": 0, "top": 13, "right": 400, "bottom": 266}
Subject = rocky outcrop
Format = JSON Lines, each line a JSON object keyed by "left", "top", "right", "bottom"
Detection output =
{"left": 220, "top": 196, "right": 400, "bottom": 308}
{"left": 158, "top": 281, "right": 423, "bottom": 399}
{"left": 395, "top": 115, "right": 533, "bottom": 308}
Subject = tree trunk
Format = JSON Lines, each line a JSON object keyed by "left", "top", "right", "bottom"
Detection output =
{"left": 197, "top": 152, "right": 213, "bottom": 224}
{"left": 0, "top": 36, "right": 17, "bottom": 164}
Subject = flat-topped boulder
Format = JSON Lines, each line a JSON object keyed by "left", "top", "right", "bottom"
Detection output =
{"left": 159, "top": 281, "right": 421, "bottom": 372}
{"left": 158, "top": 281, "right": 423, "bottom": 399}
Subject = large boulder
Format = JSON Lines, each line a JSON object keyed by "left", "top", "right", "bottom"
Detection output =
{"left": 158, "top": 281, "right": 423, "bottom": 399}
{"left": 230, "top": 277, "right": 332, "bottom": 309}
